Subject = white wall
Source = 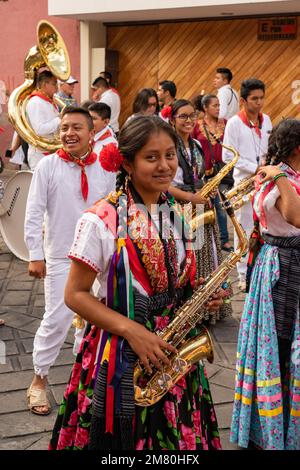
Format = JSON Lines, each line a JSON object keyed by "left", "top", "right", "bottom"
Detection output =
{"left": 49, "top": 0, "right": 300, "bottom": 21}
{"left": 80, "top": 21, "right": 106, "bottom": 102}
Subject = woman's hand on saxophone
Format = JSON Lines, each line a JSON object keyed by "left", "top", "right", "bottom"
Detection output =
{"left": 209, "top": 189, "right": 218, "bottom": 199}
{"left": 190, "top": 192, "right": 208, "bottom": 205}
{"left": 124, "top": 322, "right": 177, "bottom": 374}
{"left": 194, "top": 279, "right": 229, "bottom": 311}
{"left": 207, "top": 288, "right": 230, "bottom": 311}
{"left": 257, "top": 165, "right": 282, "bottom": 183}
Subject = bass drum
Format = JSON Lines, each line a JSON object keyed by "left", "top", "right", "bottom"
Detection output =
{"left": 0, "top": 170, "right": 33, "bottom": 262}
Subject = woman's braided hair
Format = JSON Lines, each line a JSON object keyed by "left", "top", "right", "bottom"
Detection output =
{"left": 265, "top": 119, "right": 300, "bottom": 166}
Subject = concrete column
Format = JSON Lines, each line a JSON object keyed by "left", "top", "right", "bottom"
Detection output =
{"left": 80, "top": 21, "right": 106, "bottom": 102}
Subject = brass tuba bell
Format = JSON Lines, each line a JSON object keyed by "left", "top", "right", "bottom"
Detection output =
{"left": 8, "top": 20, "right": 70, "bottom": 152}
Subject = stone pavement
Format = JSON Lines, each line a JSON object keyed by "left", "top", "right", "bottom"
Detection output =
{"left": 0, "top": 166, "right": 245, "bottom": 451}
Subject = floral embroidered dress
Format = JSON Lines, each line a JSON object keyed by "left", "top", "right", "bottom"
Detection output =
{"left": 230, "top": 164, "right": 300, "bottom": 450}
{"left": 49, "top": 187, "right": 221, "bottom": 451}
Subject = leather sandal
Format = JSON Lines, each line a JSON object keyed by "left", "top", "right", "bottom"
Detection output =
{"left": 27, "top": 385, "right": 51, "bottom": 415}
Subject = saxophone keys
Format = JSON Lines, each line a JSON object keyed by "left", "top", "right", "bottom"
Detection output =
{"left": 157, "top": 373, "right": 173, "bottom": 390}
{"left": 173, "top": 357, "right": 187, "bottom": 373}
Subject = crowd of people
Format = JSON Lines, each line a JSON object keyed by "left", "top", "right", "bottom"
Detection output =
{"left": 1, "top": 65, "right": 300, "bottom": 451}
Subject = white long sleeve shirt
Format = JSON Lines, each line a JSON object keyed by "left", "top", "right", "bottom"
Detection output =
{"left": 26, "top": 96, "right": 61, "bottom": 168}
{"left": 26, "top": 96, "right": 60, "bottom": 138}
{"left": 24, "top": 153, "right": 116, "bottom": 261}
{"left": 217, "top": 84, "right": 239, "bottom": 120}
{"left": 99, "top": 89, "right": 121, "bottom": 133}
{"left": 222, "top": 113, "right": 272, "bottom": 182}
{"left": 93, "top": 125, "right": 118, "bottom": 156}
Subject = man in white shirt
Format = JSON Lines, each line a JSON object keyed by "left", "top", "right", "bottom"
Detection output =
{"left": 91, "top": 76, "right": 120, "bottom": 135}
{"left": 222, "top": 78, "right": 272, "bottom": 291}
{"left": 26, "top": 70, "right": 61, "bottom": 171}
{"left": 25, "top": 107, "right": 116, "bottom": 415}
{"left": 213, "top": 68, "right": 239, "bottom": 120}
{"left": 157, "top": 80, "right": 177, "bottom": 109}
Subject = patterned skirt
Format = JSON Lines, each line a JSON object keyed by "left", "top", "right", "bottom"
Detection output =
{"left": 230, "top": 243, "right": 300, "bottom": 449}
{"left": 49, "top": 323, "right": 221, "bottom": 451}
{"left": 196, "top": 222, "right": 233, "bottom": 324}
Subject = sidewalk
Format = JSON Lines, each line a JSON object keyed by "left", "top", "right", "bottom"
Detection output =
{"left": 0, "top": 167, "right": 245, "bottom": 450}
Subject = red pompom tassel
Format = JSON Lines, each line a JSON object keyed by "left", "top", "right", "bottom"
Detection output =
{"left": 161, "top": 105, "right": 172, "bottom": 119}
{"left": 99, "top": 143, "right": 124, "bottom": 172}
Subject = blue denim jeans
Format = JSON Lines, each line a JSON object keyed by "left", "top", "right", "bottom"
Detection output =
{"left": 213, "top": 183, "right": 230, "bottom": 245}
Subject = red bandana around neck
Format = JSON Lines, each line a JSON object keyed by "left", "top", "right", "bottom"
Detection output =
{"left": 238, "top": 109, "right": 264, "bottom": 138}
{"left": 94, "top": 128, "right": 112, "bottom": 143}
{"left": 29, "top": 90, "right": 58, "bottom": 111}
{"left": 57, "top": 148, "right": 97, "bottom": 201}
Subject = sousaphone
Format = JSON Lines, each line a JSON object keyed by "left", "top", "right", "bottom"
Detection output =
{"left": 8, "top": 20, "right": 70, "bottom": 151}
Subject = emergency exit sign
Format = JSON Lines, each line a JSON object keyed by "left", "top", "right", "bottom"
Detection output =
{"left": 258, "top": 17, "right": 297, "bottom": 40}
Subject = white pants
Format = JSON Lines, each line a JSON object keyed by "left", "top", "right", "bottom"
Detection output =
{"left": 233, "top": 200, "right": 254, "bottom": 281}
{"left": 33, "top": 257, "right": 82, "bottom": 378}
{"left": 28, "top": 147, "right": 47, "bottom": 171}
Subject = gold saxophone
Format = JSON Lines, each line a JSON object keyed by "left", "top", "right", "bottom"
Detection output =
{"left": 191, "top": 176, "right": 256, "bottom": 231}
{"left": 223, "top": 176, "right": 255, "bottom": 211}
{"left": 190, "top": 142, "right": 239, "bottom": 230}
{"left": 195, "top": 143, "right": 239, "bottom": 201}
{"left": 134, "top": 195, "right": 248, "bottom": 406}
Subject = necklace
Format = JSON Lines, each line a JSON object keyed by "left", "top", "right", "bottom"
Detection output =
{"left": 71, "top": 149, "right": 90, "bottom": 161}
{"left": 201, "top": 118, "right": 225, "bottom": 145}
{"left": 250, "top": 128, "right": 262, "bottom": 165}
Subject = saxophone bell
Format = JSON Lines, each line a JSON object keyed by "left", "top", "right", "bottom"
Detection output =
{"left": 134, "top": 327, "right": 214, "bottom": 407}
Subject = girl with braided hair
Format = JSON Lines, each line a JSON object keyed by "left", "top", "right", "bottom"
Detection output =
{"left": 49, "top": 115, "right": 222, "bottom": 451}
{"left": 231, "top": 119, "right": 300, "bottom": 450}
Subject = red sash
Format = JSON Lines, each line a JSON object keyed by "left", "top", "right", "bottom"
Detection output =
{"left": 57, "top": 149, "right": 97, "bottom": 201}
{"left": 94, "top": 129, "right": 113, "bottom": 143}
{"left": 238, "top": 109, "right": 264, "bottom": 138}
{"left": 29, "top": 91, "right": 58, "bottom": 112}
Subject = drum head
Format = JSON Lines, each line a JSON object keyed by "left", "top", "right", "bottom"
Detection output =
{"left": 0, "top": 170, "right": 33, "bottom": 261}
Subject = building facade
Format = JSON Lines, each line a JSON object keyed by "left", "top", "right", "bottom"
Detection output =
{"left": 47, "top": 0, "right": 300, "bottom": 125}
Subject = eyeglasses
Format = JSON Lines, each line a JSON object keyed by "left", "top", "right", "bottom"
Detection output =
{"left": 174, "top": 112, "right": 199, "bottom": 122}
{"left": 147, "top": 102, "right": 157, "bottom": 108}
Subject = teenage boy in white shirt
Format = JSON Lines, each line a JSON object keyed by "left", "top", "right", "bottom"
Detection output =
{"left": 88, "top": 102, "right": 117, "bottom": 193}
{"left": 91, "top": 76, "right": 120, "bottom": 135}
{"left": 213, "top": 68, "right": 239, "bottom": 120}
{"left": 222, "top": 78, "right": 272, "bottom": 291}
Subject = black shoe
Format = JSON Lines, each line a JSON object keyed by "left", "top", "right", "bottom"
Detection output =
{"left": 221, "top": 244, "right": 234, "bottom": 252}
